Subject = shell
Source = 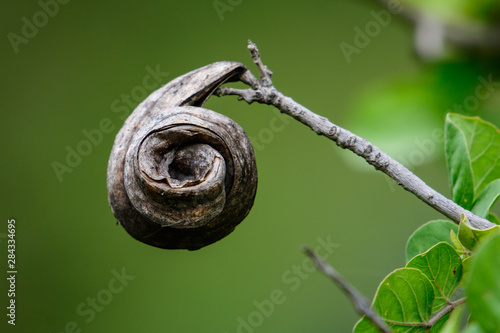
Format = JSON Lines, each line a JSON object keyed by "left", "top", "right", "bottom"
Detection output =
{"left": 107, "top": 62, "right": 257, "bottom": 250}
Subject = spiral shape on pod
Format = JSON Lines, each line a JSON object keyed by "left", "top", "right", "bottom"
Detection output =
{"left": 107, "top": 62, "right": 257, "bottom": 250}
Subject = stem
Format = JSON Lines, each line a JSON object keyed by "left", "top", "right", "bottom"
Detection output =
{"left": 216, "top": 40, "right": 495, "bottom": 230}
{"left": 303, "top": 247, "right": 392, "bottom": 333}
{"left": 427, "top": 298, "right": 466, "bottom": 327}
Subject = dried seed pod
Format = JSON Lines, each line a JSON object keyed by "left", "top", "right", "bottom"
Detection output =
{"left": 107, "top": 62, "right": 257, "bottom": 250}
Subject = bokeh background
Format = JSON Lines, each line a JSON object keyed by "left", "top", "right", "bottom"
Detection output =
{"left": 2, "top": 0, "right": 500, "bottom": 332}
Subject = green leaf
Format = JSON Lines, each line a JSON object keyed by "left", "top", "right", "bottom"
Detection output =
{"left": 471, "top": 179, "right": 500, "bottom": 219}
{"left": 352, "top": 317, "right": 385, "bottom": 333}
{"left": 487, "top": 212, "right": 500, "bottom": 224}
{"left": 458, "top": 215, "right": 479, "bottom": 250}
{"left": 407, "top": 220, "right": 459, "bottom": 262}
{"left": 466, "top": 231, "right": 500, "bottom": 333}
{"left": 407, "top": 242, "right": 463, "bottom": 312}
{"left": 440, "top": 304, "right": 465, "bottom": 333}
{"left": 445, "top": 114, "right": 500, "bottom": 209}
{"left": 450, "top": 230, "right": 466, "bottom": 256}
{"left": 353, "top": 268, "right": 434, "bottom": 332}
{"left": 445, "top": 114, "right": 475, "bottom": 209}
{"left": 458, "top": 213, "right": 500, "bottom": 251}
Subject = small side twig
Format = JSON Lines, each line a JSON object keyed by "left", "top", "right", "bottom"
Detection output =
{"left": 247, "top": 40, "right": 273, "bottom": 87}
{"left": 303, "top": 247, "right": 392, "bottom": 333}
{"left": 215, "top": 40, "right": 495, "bottom": 231}
{"left": 426, "top": 298, "right": 466, "bottom": 327}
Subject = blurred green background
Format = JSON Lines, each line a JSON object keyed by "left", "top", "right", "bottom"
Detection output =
{"left": 2, "top": 0, "right": 500, "bottom": 332}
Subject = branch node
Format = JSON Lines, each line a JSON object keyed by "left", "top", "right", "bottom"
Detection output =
{"left": 328, "top": 126, "right": 338, "bottom": 137}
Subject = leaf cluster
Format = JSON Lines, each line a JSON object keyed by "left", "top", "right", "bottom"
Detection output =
{"left": 353, "top": 114, "right": 500, "bottom": 332}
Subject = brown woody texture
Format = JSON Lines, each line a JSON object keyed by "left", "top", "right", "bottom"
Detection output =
{"left": 107, "top": 62, "right": 258, "bottom": 250}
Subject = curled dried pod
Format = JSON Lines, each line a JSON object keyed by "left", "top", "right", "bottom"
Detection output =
{"left": 107, "top": 62, "right": 257, "bottom": 250}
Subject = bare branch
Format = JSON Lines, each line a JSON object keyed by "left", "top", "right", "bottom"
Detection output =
{"left": 303, "top": 247, "right": 392, "bottom": 333}
{"left": 216, "top": 41, "right": 496, "bottom": 230}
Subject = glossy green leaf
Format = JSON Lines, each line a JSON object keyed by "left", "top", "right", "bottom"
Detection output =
{"left": 450, "top": 230, "right": 466, "bottom": 256}
{"left": 407, "top": 242, "right": 462, "bottom": 312}
{"left": 471, "top": 179, "right": 500, "bottom": 219}
{"left": 467, "top": 231, "right": 500, "bottom": 333}
{"left": 445, "top": 115, "right": 475, "bottom": 209}
{"left": 354, "top": 316, "right": 430, "bottom": 333}
{"left": 445, "top": 114, "right": 500, "bottom": 209}
{"left": 407, "top": 220, "right": 459, "bottom": 262}
{"left": 353, "top": 268, "right": 434, "bottom": 332}
{"left": 458, "top": 213, "right": 500, "bottom": 251}
{"left": 458, "top": 215, "right": 478, "bottom": 250}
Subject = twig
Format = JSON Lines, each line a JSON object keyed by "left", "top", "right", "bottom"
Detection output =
{"left": 302, "top": 247, "right": 392, "bottom": 333}
{"left": 426, "top": 298, "right": 466, "bottom": 327}
{"left": 247, "top": 40, "right": 273, "bottom": 87}
{"left": 215, "top": 40, "right": 496, "bottom": 230}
